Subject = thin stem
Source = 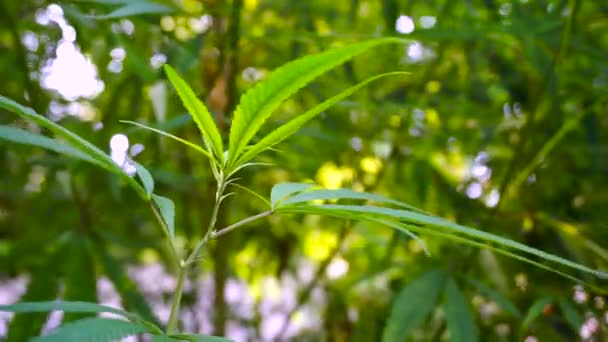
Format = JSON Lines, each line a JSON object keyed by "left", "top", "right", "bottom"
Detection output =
{"left": 185, "top": 178, "right": 227, "bottom": 265}
{"left": 212, "top": 210, "right": 273, "bottom": 239}
{"left": 166, "top": 263, "right": 186, "bottom": 333}
{"left": 150, "top": 203, "right": 181, "bottom": 270}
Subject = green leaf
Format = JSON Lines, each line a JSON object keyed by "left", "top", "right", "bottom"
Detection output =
{"left": 270, "top": 182, "right": 314, "bottom": 208}
{"left": 277, "top": 203, "right": 604, "bottom": 278}
{"left": 0, "top": 301, "right": 132, "bottom": 318}
{"left": 134, "top": 162, "right": 155, "bottom": 199}
{"left": 227, "top": 38, "right": 404, "bottom": 169}
{"left": 277, "top": 186, "right": 422, "bottom": 212}
{"left": 97, "top": 243, "right": 161, "bottom": 327}
{"left": 121, "top": 120, "right": 213, "bottom": 160}
{"left": 464, "top": 277, "right": 521, "bottom": 318}
{"left": 32, "top": 318, "right": 150, "bottom": 342}
{"left": 62, "top": 236, "right": 97, "bottom": 323}
{"left": 444, "top": 278, "right": 478, "bottom": 342}
{"left": 0, "top": 125, "right": 100, "bottom": 166}
{"left": 163, "top": 65, "right": 224, "bottom": 163}
{"left": 382, "top": 269, "right": 446, "bottom": 341}
{"left": 0, "top": 95, "right": 147, "bottom": 199}
{"left": 6, "top": 253, "right": 61, "bottom": 342}
{"left": 558, "top": 299, "right": 583, "bottom": 333}
{"left": 521, "top": 296, "right": 553, "bottom": 332}
{"left": 169, "top": 333, "right": 232, "bottom": 342}
{"left": 236, "top": 72, "right": 409, "bottom": 166}
{"left": 89, "top": 1, "right": 174, "bottom": 19}
{"left": 152, "top": 194, "right": 175, "bottom": 238}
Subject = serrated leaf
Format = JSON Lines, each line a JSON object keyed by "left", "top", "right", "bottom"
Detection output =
{"left": 227, "top": 38, "right": 404, "bottom": 169}
{"left": 270, "top": 183, "right": 314, "bottom": 208}
{"left": 444, "top": 278, "right": 478, "bottom": 342}
{"left": 32, "top": 317, "right": 150, "bottom": 342}
{"left": 277, "top": 203, "right": 604, "bottom": 278}
{"left": 464, "top": 277, "right": 521, "bottom": 318}
{"left": 89, "top": 1, "right": 174, "bottom": 19}
{"left": 164, "top": 65, "right": 224, "bottom": 163}
{"left": 121, "top": 120, "right": 212, "bottom": 160}
{"left": 0, "top": 125, "right": 101, "bottom": 166}
{"left": 169, "top": 333, "right": 232, "bottom": 342}
{"left": 558, "top": 299, "right": 583, "bottom": 333}
{"left": 0, "top": 95, "right": 147, "bottom": 199}
{"left": 382, "top": 270, "right": 446, "bottom": 341}
{"left": 236, "top": 72, "right": 409, "bottom": 166}
{"left": 152, "top": 194, "right": 175, "bottom": 238}
{"left": 521, "top": 296, "right": 553, "bottom": 331}
{"left": 134, "top": 162, "right": 154, "bottom": 199}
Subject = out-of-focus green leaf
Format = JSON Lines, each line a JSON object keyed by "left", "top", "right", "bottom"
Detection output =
{"left": 444, "top": 278, "right": 478, "bottom": 342}
{"left": 62, "top": 236, "right": 97, "bottom": 323}
{"left": 164, "top": 65, "right": 224, "bottom": 164}
{"left": 227, "top": 38, "right": 404, "bottom": 170}
{"left": 88, "top": 1, "right": 174, "bottom": 19}
{"left": 382, "top": 269, "right": 446, "bottom": 341}
{"left": 464, "top": 277, "right": 522, "bottom": 318}
{"left": 0, "top": 95, "right": 147, "bottom": 199}
{"left": 32, "top": 317, "right": 150, "bottom": 342}
{"left": 6, "top": 255, "right": 61, "bottom": 341}
{"left": 96, "top": 243, "right": 161, "bottom": 327}
{"left": 236, "top": 72, "right": 409, "bottom": 166}
{"left": 521, "top": 296, "right": 553, "bottom": 332}
{"left": 558, "top": 298, "right": 583, "bottom": 333}
{"left": 0, "top": 125, "right": 100, "bottom": 166}
{"left": 151, "top": 194, "right": 175, "bottom": 239}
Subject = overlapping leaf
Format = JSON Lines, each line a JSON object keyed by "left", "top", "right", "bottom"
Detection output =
{"left": 227, "top": 38, "right": 404, "bottom": 169}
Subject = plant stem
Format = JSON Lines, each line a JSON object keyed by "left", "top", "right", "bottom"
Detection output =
{"left": 166, "top": 176, "right": 227, "bottom": 333}
{"left": 166, "top": 262, "right": 186, "bottom": 333}
{"left": 212, "top": 210, "right": 273, "bottom": 238}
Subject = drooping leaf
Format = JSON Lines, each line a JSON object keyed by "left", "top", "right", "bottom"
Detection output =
{"left": 96, "top": 243, "right": 161, "bottom": 327}
{"left": 62, "top": 236, "right": 97, "bottom": 323}
{"left": 227, "top": 38, "right": 404, "bottom": 169}
{"left": 151, "top": 194, "right": 175, "bottom": 239}
{"left": 32, "top": 317, "right": 150, "bottom": 342}
{"left": 0, "top": 95, "right": 147, "bottom": 199}
{"left": 444, "top": 278, "right": 478, "bottom": 342}
{"left": 277, "top": 203, "right": 604, "bottom": 278}
{"left": 169, "top": 333, "right": 232, "bottom": 342}
{"left": 163, "top": 65, "right": 224, "bottom": 163}
{"left": 121, "top": 120, "right": 213, "bottom": 160}
{"left": 464, "top": 277, "right": 522, "bottom": 318}
{"left": 0, "top": 125, "right": 100, "bottom": 166}
{"left": 236, "top": 72, "right": 409, "bottom": 166}
{"left": 134, "top": 162, "right": 155, "bottom": 199}
{"left": 558, "top": 299, "right": 583, "bottom": 333}
{"left": 521, "top": 296, "right": 553, "bottom": 332}
{"left": 382, "top": 269, "right": 446, "bottom": 341}
{"left": 6, "top": 254, "right": 61, "bottom": 342}
{"left": 270, "top": 182, "right": 314, "bottom": 208}
{"left": 89, "top": 1, "right": 174, "bottom": 19}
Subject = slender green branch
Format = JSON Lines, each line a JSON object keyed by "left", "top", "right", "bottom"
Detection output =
{"left": 166, "top": 263, "right": 186, "bottom": 333}
{"left": 150, "top": 202, "right": 181, "bottom": 270}
{"left": 212, "top": 210, "right": 273, "bottom": 239}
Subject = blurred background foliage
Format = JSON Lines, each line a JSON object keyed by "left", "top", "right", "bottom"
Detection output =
{"left": 1, "top": 0, "right": 607, "bottom": 340}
